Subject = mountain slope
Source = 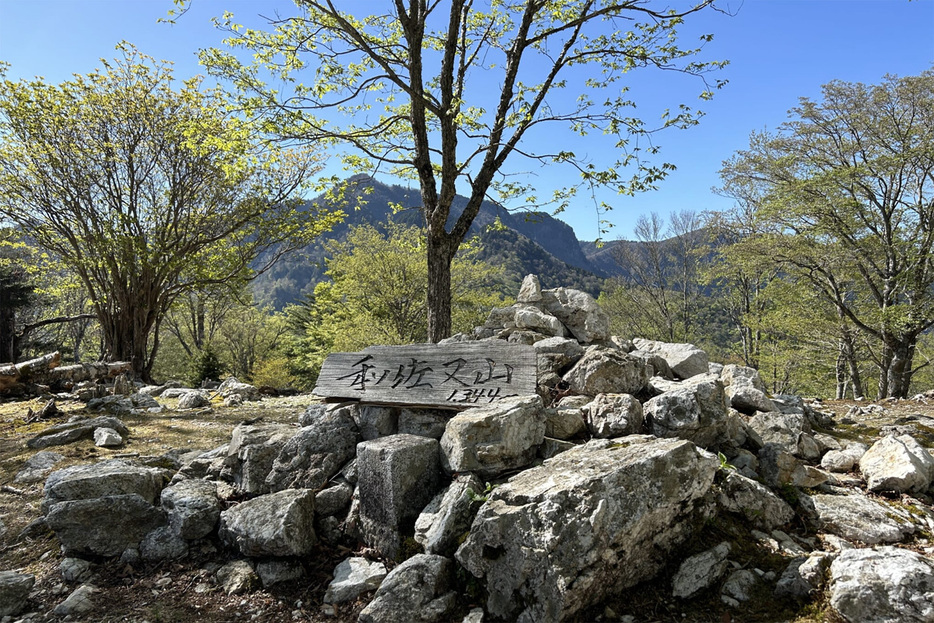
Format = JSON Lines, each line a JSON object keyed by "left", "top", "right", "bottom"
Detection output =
{"left": 251, "top": 177, "right": 607, "bottom": 307}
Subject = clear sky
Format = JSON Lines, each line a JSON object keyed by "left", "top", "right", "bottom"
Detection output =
{"left": 1, "top": 0, "right": 932, "bottom": 241}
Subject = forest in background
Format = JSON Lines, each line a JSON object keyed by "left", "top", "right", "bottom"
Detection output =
{"left": 0, "top": 32, "right": 930, "bottom": 400}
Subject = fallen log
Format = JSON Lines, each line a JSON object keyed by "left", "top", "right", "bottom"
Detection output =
{"left": 0, "top": 352, "right": 131, "bottom": 396}
{"left": 0, "top": 352, "right": 61, "bottom": 392}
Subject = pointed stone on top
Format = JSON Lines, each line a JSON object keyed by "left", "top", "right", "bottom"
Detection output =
{"left": 517, "top": 274, "right": 542, "bottom": 304}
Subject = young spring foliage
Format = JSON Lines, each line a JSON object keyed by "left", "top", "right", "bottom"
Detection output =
{"left": 0, "top": 45, "right": 339, "bottom": 379}
{"left": 182, "top": 0, "right": 727, "bottom": 341}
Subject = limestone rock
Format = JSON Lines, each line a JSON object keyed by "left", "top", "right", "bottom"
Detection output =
{"left": 42, "top": 459, "right": 166, "bottom": 513}
{"left": 27, "top": 416, "right": 130, "bottom": 449}
{"left": 672, "top": 542, "right": 731, "bottom": 599}
{"left": 728, "top": 385, "right": 776, "bottom": 414}
{"left": 45, "top": 494, "right": 166, "bottom": 556}
{"left": 218, "top": 377, "right": 260, "bottom": 401}
{"left": 216, "top": 560, "right": 259, "bottom": 595}
{"left": 218, "top": 488, "right": 316, "bottom": 557}
{"left": 829, "top": 546, "right": 934, "bottom": 623}
{"left": 265, "top": 407, "right": 359, "bottom": 492}
{"left": 774, "top": 552, "right": 833, "bottom": 600}
{"left": 53, "top": 584, "right": 97, "bottom": 617}
{"left": 563, "top": 346, "right": 649, "bottom": 396}
{"left": 821, "top": 442, "right": 868, "bottom": 473}
{"left": 415, "top": 473, "right": 485, "bottom": 557}
{"left": 721, "top": 569, "right": 758, "bottom": 605}
{"left": 717, "top": 470, "right": 794, "bottom": 530}
{"left": 225, "top": 422, "right": 297, "bottom": 494}
{"left": 398, "top": 408, "right": 449, "bottom": 439}
{"left": 0, "top": 570, "right": 35, "bottom": 617}
{"left": 440, "top": 395, "right": 545, "bottom": 478}
{"left": 747, "top": 411, "right": 816, "bottom": 459}
{"left": 539, "top": 287, "right": 610, "bottom": 343}
{"left": 353, "top": 404, "right": 399, "bottom": 441}
{"left": 533, "top": 336, "right": 584, "bottom": 376}
{"left": 643, "top": 378, "right": 729, "bottom": 448}
{"left": 160, "top": 479, "right": 220, "bottom": 540}
{"left": 456, "top": 436, "right": 718, "bottom": 622}
{"left": 323, "top": 557, "right": 387, "bottom": 604}
{"left": 517, "top": 274, "right": 542, "bottom": 304}
{"left": 544, "top": 396, "right": 588, "bottom": 440}
{"left": 60, "top": 558, "right": 93, "bottom": 584}
{"left": 312, "top": 481, "right": 351, "bottom": 518}
{"left": 632, "top": 339, "right": 709, "bottom": 380}
{"left": 358, "top": 434, "right": 442, "bottom": 560}
{"left": 256, "top": 560, "right": 304, "bottom": 587}
{"left": 802, "top": 493, "right": 915, "bottom": 545}
{"left": 140, "top": 525, "right": 188, "bottom": 561}
{"left": 93, "top": 426, "right": 123, "bottom": 447}
{"left": 859, "top": 434, "right": 934, "bottom": 494}
{"left": 358, "top": 554, "right": 457, "bottom": 623}
{"left": 14, "top": 450, "right": 64, "bottom": 484}
{"left": 514, "top": 305, "right": 568, "bottom": 337}
{"left": 176, "top": 390, "right": 210, "bottom": 410}
{"left": 583, "top": 393, "right": 644, "bottom": 438}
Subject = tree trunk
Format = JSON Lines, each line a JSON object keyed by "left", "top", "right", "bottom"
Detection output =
{"left": 426, "top": 229, "right": 457, "bottom": 343}
{"left": 0, "top": 303, "right": 16, "bottom": 364}
{"left": 878, "top": 334, "right": 917, "bottom": 399}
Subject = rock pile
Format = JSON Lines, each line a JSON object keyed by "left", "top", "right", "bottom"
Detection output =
{"left": 5, "top": 275, "right": 934, "bottom": 623}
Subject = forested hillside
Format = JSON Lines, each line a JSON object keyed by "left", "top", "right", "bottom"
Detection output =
{"left": 250, "top": 176, "right": 607, "bottom": 308}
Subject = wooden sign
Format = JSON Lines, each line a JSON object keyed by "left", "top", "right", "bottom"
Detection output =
{"left": 314, "top": 342, "right": 536, "bottom": 409}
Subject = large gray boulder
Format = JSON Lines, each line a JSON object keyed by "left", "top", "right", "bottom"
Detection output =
{"left": 414, "top": 473, "right": 485, "bottom": 557}
{"left": 534, "top": 336, "right": 584, "bottom": 376}
{"left": 747, "top": 411, "right": 819, "bottom": 461}
{"left": 538, "top": 287, "right": 610, "bottom": 343}
{"left": 720, "top": 364, "right": 776, "bottom": 414}
{"left": 563, "top": 346, "right": 649, "bottom": 396}
{"left": 859, "top": 434, "right": 934, "bottom": 494}
{"left": 583, "top": 393, "right": 644, "bottom": 438}
{"left": 224, "top": 423, "right": 297, "bottom": 494}
{"left": 440, "top": 395, "right": 545, "bottom": 478}
{"left": 218, "top": 377, "right": 260, "bottom": 401}
{"left": 218, "top": 488, "right": 316, "bottom": 557}
{"left": 632, "top": 339, "right": 709, "bottom": 380}
{"left": 821, "top": 442, "right": 868, "bottom": 473}
{"left": 358, "top": 434, "right": 442, "bottom": 560}
{"left": 643, "top": 378, "right": 729, "bottom": 448}
{"left": 802, "top": 493, "right": 915, "bottom": 545}
{"left": 0, "top": 571, "right": 35, "bottom": 617}
{"left": 27, "top": 416, "right": 130, "bottom": 449}
{"left": 716, "top": 470, "right": 794, "bottom": 531}
{"left": 265, "top": 407, "right": 359, "bottom": 492}
{"left": 514, "top": 305, "right": 568, "bottom": 337}
{"left": 45, "top": 494, "right": 166, "bottom": 556}
{"left": 42, "top": 459, "right": 166, "bottom": 514}
{"left": 544, "top": 396, "right": 589, "bottom": 440}
{"left": 176, "top": 390, "right": 210, "bottom": 410}
{"left": 829, "top": 546, "right": 934, "bottom": 623}
{"left": 358, "top": 554, "right": 457, "bottom": 623}
{"left": 456, "top": 436, "right": 718, "bottom": 622}
{"left": 160, "top": 479, "right": 220, "bottom": 540}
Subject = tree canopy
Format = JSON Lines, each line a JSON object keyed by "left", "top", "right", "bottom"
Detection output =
{"left": 0, "top": 45, "right": 338, "bottom": 379}
{"left": 719, "top": 69, "right": 934, "bottom": 398}
{"left": 185, "top": 0, "right": 727, "bottom": 341}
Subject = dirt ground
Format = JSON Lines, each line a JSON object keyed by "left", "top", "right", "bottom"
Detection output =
{"left": 1, "top": 392, "right": 933, "bottom": 623}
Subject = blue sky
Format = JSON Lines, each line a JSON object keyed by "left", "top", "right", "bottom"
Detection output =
{"left": 1, "top": 0, "right": 932, "bottom": 241}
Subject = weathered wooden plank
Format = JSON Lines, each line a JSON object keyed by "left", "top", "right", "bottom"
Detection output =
{"left": 314, "top": 342, "right": 537, "bottom": 409}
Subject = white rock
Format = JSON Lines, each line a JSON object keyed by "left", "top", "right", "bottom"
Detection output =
{"left": 323, "top": 557, "right": 387, "bottom": 604}
{"left": 859, "top": 434, "right": 934, "bottom": 493}
{"left": 829, "top": 546, "right": 934, "bottom": 622}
